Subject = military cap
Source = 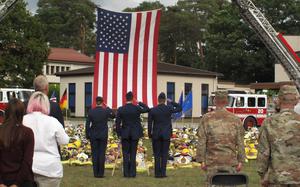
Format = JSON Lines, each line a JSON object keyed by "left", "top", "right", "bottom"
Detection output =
{"left": 215, "top": 90, "right": 228, "bottom": 100}
{"left": 158, "top": 92, "right": 166, "bottom": 100}
{"left": 278, "top": 85, "right": 299, "bottom": 97}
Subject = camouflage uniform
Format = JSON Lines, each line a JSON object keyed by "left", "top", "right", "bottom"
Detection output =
{"left": 257, "top": 85, "right": 300, "bottom": 187}
{"left": 197, "top": 91, "right": 245, "bottom": 186}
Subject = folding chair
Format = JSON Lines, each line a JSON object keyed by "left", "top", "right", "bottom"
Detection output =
{"left": 210, "top": 173, "right": 249, "bottom": 187}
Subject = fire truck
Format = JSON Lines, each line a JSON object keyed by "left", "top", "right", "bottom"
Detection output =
{"left": 208, "top": 93, "right": 267, "bottom": 130}
{"left": 0, "top": 88, "right": 34, "bottom": 123}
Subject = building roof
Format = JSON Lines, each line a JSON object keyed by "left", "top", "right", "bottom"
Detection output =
{"left": 48, "top": 48, "right": 94, "bottom": 64}
{"left": 250, "top": 81, "right": 295, "bottom": 90}
{"left": 56, "top": 62, "right": 222, "bottom": 77}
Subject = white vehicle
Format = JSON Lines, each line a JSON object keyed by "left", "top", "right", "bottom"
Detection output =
{"left": 0, "top": 88, "right": 34, "bottom": 123}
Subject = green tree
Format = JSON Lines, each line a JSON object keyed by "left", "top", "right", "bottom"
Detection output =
{"left": 204, "top": 3, "right": 274, "bottom": 83}
{"left": 36, "top": 0, "right": 96, "bottom": 55}
{"left": 0, "top": 0, "right": 49, "bottom": 88}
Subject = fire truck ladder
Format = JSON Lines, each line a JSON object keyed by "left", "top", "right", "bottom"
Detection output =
{"left": 0, "top": 0, "right": 19, "bottom": 22}
{"left": 234, "top": 0, "right": 300, "bottom": 90}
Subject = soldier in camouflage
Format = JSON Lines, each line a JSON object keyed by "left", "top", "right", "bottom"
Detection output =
{"left": 257, "top": 85, "right": 300, "bottom": 187}
{"left": 197, "top": 90, "right": 245, "bottom": 186}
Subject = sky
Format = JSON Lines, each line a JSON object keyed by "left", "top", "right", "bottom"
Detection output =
{"left": 25, "top": 0, "right": 178, "bottom": 13}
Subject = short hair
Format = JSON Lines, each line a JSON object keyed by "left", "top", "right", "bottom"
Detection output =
{"left": 33, "top": 75, "right": 49, "bottom": 92}
{"left": 126, "top": 91, "right": 133, "bottom": 101}
{"left": 27, "top": 91, "right": 50, "bottom": 115}
{"left": 96, "top": 96, "right": 103, "bottom": 104}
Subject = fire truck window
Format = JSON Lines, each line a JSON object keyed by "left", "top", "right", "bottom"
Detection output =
{"left": 7, "top": 91, "right": 16, "bottom": 100}
{"left": 0, "top": 92, "right": 2, "bottom": 101}
{"left": 248, "top": 97, "right": 256, "bottom": 107}
{"left": 236, "top": 97, "right": 244, "bottom": 107}
{"left": 258, "top": 98, "right": 266, "bottom": 107}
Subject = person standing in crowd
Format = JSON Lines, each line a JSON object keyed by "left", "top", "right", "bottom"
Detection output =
{"left": 0, "top": 99, "right": 35, "bottom": 187}
{"left": 85, "top": 96, "right": 115, "bottom": 178}
{"left": 197, "top": 90, "right": 245, "bottom": 187}
{"left": 148, "top": 92, "right": 182, "bottom": 178}
{"left": 257, "top": 85, "right": 300, "bottom": 187}
{"left": 30, "top": 75, "right": 64, "bottom": 127}
{"left": 23, "top": 92, "right": 69, "bottom": 187}
{"left": 116, "top": 91, "right": 149, "bottom": 178}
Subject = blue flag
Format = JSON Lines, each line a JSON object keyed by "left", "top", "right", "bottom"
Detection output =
{"left": 172, "top": 91, "right": 183, "bottom": 121}
{"left": 182, "top": 91, "right": 193, "bottom": 117}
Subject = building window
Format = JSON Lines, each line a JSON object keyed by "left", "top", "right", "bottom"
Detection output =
{"left": 184, "top": 83, "right": 192, "bottom": 97}
{"left": 85, "top": 82, "right": 92, "bottom": 116}
{"left": 166, "top": 82, "right": 175, "bottom": 102}
{"left": 68, "top": 83, "right": 76, "bottom": 113}
{"left": 56, "top": 66, "right": 60, "bottom": 73}
{"left": 201, "top": 84, "right": 209, "bottom": 114}
{"left": 66, "top": 67, "right": 70, "bottom": 71}
{"left": 61, "top": 66, "right": 65, "bottom": 72}
{"left": 46, "top": 65, "right": 49, "bottom": 75}
{"left": 50, "top": 66, "right": 55, "bottom": 75}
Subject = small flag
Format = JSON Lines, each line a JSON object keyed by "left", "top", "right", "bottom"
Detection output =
{"left": 182, "top": 91, "right": 193, "bottom": 117}
{"left": 172, "top": 91, "right": 183, "bottom": 121}
{"left": 50, "top": 91, "right": 57, "bottom": 102}
{"left": 59, "top": 89, "right": 67, "bottom": 110}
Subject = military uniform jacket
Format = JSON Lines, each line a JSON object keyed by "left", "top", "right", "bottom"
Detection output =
{"left": 85, "top": 106, "right": 115, "bottom": 140}
{"left": 257, "top": 109, "right": 300, "bottom": 184}
{"left": 148, "top": 102, "right": 182, "bottom": 140}
{"left": 116, "top": 102, "right": 149, "bottom": 140}
{"left": 197, "top": 108, "right": 245, "bottom": 168}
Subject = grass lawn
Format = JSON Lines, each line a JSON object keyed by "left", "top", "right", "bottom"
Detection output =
{"left": 62, "top": 160, "right": 260, "bottom": 187}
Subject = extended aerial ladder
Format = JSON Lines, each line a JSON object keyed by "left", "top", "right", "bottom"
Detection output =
{"left": 234, "top": 0, "right": 300, "bottom": 90}
{"left": 0, "top": 0, "right": 19, "bottom": 22}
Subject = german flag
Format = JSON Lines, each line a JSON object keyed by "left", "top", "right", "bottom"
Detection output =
{"left": 59, "top": 89, "right": 67, "bottom": 110}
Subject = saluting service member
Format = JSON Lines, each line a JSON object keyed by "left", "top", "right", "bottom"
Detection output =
{"left": 148, "top": 92, "right": 182, "bottom": 178}
{"left": 86, "top": 96, "right": 115, "bottom": 178}
{"left": 116, "top": 91, "right": 149, "bottom": 178}
{"left": 257, "top": 85, "right": 300, "bottom": 187}
{"left": 197, "top": 90, "right": 245, "bottom": 187}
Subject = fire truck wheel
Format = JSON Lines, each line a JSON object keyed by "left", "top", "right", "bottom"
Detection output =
{"left": 243, "top": 117, "right": 257, "bottom": 130}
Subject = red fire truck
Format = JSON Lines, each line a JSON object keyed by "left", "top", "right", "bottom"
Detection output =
{"left": 0, "top": 88, "right": 34, "bottom": 123}
{"left": 208, "top": 93, "right": 268, "bottom": 129}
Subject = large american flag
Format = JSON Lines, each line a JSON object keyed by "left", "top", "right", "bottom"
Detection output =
{"left": 93, "top": 8, "right": 161, "bottom": 108}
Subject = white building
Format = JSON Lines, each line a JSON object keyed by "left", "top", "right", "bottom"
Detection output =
{"left": 56, "top": 63, "right": 222, "bottom": 117}
{"left": 43, "top": 48, "right": 94, "bottom": 84}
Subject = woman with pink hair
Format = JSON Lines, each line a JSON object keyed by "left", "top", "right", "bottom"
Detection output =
{"left": 23, "top": 92, "right": 69, "bottom": 187}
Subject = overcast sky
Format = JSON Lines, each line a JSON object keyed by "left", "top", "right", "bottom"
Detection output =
{"left": 25, "top": 0, "right": 178, "bottom": 13}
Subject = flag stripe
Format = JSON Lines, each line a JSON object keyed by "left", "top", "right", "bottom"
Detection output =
{"left": 152, "top": 10, "right": 161, "bottom": 106}
{"left": 147, "top": 11, "right": 157, "bottom": 107}
{"left": 137, "top": 13, "right": 146, "bottom": 102}
{"left": 107, "top": 53, "right": 114, "bottom": 107}
{"left": 102, "top": 52, "right": 109, "bottom": 105}
{"left": 117, "top": 54, "right": 124, "bottom": 107}
{"left": 93, "top": 52, "right": 100, "bottom": 107}
{"left": 142, "top": 12, "right": 152, "bottom": 106}
{"left": 132, "top": 13, "right": 142, "bottom": 101}
{"left": 112, "top": 53, "right": 119, "bottom": 108}
{"left": 122, "top": 54, "right": 128, "bottom": 105}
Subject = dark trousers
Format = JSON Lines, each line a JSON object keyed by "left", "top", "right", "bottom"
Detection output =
{"left": 121, "top": 138, "right": 139, "bottom": 177}
{"left": 152, "top": 138, "right": 170, "bottom": 177}
{"left": 91, "top": 139, "right": 107, "bottom": 177}
{"left": 4, "top": 180, "right": 34, "bottom": 187}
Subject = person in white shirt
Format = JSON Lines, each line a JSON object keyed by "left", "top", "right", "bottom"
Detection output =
{"left": 23, "top": 92, "right": 69, "bottom": 187}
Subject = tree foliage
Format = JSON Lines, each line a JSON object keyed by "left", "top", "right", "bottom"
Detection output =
{"left": 36, "top": 0, "right": 96, "bottom": 55}
{"left": 0, "top": 0, "right": 49, "bottom": 88}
